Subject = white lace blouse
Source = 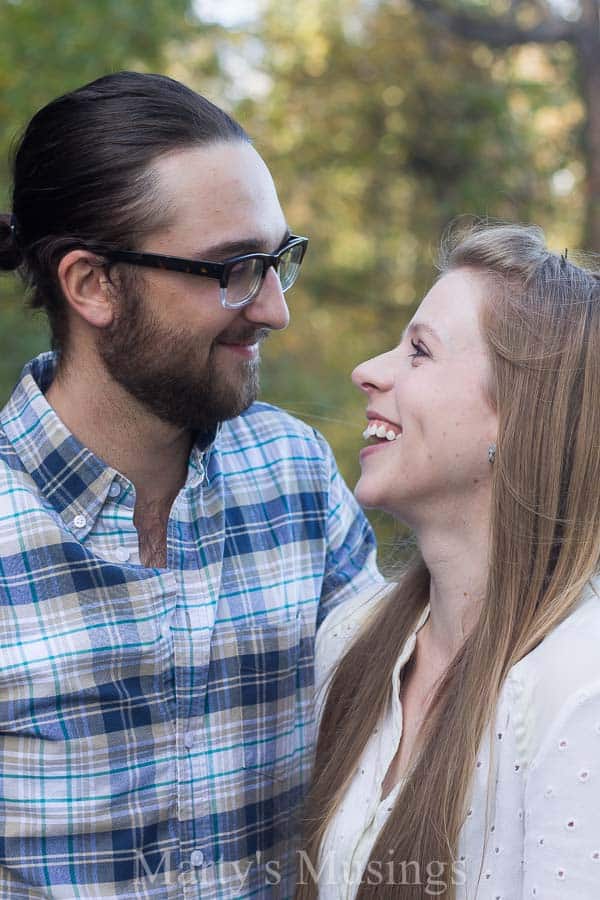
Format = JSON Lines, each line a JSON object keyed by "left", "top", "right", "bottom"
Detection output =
{"left": 315, "top": 579, "right": 600, "bottom": 899}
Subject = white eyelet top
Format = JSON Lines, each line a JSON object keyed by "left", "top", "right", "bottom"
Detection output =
{"left": 315, "top": 578, "right": 600, "bottom": 899}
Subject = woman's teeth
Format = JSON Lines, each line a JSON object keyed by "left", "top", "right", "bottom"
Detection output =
{"left": 362, "top": 421, "right": 401, "bottom": 442}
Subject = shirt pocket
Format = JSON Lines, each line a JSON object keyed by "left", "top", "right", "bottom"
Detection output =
{"left": 237, "top": 611, "right": 302, "bottom": 787}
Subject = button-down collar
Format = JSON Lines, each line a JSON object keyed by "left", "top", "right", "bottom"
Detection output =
{"left": 0, "top": 352, "right": 218, "bottom": 538}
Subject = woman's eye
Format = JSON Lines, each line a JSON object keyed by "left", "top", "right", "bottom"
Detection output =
{"left": 408, "top": 339, "right": 428, "bottom": 359}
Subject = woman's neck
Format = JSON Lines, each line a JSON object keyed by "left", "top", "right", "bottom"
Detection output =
{"left": 415, "top": 508, "right": 490, "bottom": 665}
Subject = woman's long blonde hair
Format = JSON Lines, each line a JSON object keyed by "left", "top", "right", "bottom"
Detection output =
{"left": 296, "top": 224, "right": 600, "bottom": 899}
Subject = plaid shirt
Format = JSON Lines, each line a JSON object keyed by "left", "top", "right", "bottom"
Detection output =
{"left": 0, "top": 353, "right": 380, "bottom": 899}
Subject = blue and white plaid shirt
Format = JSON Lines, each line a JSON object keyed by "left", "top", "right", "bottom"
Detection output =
{"left": 0, "top": 352, "right": 379, "bottom": 899}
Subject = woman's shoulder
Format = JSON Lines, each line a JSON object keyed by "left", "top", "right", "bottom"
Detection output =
{"left": 511, "top": 576, "right": 600, "bottom": 689}
{"left": 507, "top": 576, "right": 600, "bottom": 762}
{"left": 315, "top": 584, "right": 395, "bottom": 694}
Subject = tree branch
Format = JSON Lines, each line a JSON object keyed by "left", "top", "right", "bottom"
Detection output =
{"left": 410, "top": 0, "right": 579, "bottom": 47}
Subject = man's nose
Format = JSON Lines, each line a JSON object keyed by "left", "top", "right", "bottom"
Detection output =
{"left": 243, "top": 266, "right": 290, "bottom": 331}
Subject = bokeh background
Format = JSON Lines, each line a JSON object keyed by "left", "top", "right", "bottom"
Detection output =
{"left": 1, "top": 0, "right": 598, "bottom": 556}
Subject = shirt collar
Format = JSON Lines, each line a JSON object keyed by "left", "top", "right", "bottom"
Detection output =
{"left": 1, "top": 352, "right": 218, "bottom": 537}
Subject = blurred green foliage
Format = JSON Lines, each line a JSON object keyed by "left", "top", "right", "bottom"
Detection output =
{"left": 0, "top": 0, "right": 586, "bottom": 557}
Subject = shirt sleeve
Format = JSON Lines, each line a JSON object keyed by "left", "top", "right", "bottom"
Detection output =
{"left": 314, "top": 431, "right": 382, "bottom": 629}
{"left": 522, "top": 681, "right": 600, "bottom": 898}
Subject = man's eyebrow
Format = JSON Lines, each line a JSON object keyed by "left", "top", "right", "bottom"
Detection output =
{"left": 193, "top": 228, "right": 291, "bottom": 261}
{"left": 401, "top": 321, "right": 443, "bottom": 344}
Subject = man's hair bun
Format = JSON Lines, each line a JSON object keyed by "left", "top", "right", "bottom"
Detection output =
{"left": 0, "top": 214, "right": 23, "bottom": 271}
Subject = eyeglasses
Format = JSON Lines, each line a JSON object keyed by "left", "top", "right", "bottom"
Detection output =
{"left": 102, "top": 234, "right": 308, "bottom": 310}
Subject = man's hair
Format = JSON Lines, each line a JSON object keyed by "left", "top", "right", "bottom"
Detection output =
{"left": 0, "top": 71, "right": 249, "bottom": 355}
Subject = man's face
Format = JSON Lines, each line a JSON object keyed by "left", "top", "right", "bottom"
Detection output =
{"left": 97, "top": 141, "right": 291, "bottom": 433}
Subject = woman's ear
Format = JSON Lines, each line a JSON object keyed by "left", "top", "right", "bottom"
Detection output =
{"left": 57, "top": 250, "right": 116, "bottom": 329}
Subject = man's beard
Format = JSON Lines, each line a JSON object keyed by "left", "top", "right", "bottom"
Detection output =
{"left": 97, "top": 279, "right": 265, "bottom": 433}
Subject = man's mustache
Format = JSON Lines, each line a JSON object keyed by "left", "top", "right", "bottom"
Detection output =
{"left": 216, "top": 328, "right": 270, "bottom": 346}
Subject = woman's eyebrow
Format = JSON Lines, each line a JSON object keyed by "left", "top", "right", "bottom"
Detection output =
{"left": 402, "top": 322, "right": 443, "bottom": 344}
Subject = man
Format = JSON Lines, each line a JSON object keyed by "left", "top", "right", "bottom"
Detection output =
{"left": 0, "top": 73, "right": 379, "bottom": 897}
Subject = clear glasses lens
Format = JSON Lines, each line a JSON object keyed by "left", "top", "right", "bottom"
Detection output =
{"left": 222, "top": 241, "right": 305, "bottom": 308}
{"left": 226, "top": 257, "right": 263, "bottom": 306}
{"left": 278, "top": 243, "right": 303, "bottom": 291}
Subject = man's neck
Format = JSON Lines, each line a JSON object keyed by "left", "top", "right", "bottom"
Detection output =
{"left": 45, "top": 355, "right": 193, "bottom": 509}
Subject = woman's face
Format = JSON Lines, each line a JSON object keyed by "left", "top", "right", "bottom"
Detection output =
{"left": 352, "top": 268, "right": 498, "bottom": 525}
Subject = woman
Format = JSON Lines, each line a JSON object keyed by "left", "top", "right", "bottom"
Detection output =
{"left": 297, "top": 224, "right": 600, "bottom": 899}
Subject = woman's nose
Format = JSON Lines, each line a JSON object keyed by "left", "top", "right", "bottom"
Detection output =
{"left": 351, "top": 353, "right": 395, "bottom": 394}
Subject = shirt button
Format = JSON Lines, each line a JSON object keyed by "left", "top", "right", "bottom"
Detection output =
{"left": 190, "top": 849, "right": 204, "bottom": 868}
{"left": 115, "top": 546, "right": 130, "bottom": 563}
{"left": 108, "top": 482, "right": 121, "bottom": 498}
{"left": 184, "top": 732, "right": 195, "bottom": 750}
{"left": 73, "top": 514, "right": 87, "bottom": 530}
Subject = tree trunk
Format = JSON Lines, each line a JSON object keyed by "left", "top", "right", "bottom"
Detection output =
{"left": 410, "top": 0, "right": 600, "bottom": 250}
{"left": 577, "top": 0, "right": 600, "bottom": 251}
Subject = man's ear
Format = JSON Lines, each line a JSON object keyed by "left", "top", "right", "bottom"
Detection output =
{"left": 57, "top": 250, "right": 116, "bottom": 329}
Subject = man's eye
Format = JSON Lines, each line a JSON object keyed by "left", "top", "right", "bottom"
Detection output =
{"left": 408, "top": 339, "right": 428, "bottom": 359}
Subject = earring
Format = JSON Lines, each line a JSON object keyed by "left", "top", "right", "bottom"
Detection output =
{"left": 488, "top": 443, "right": 496, "bottom": 465}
